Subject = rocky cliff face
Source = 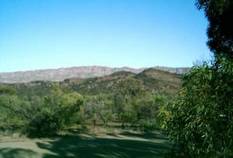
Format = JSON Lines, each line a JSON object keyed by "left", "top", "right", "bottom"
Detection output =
{"left": 0, "top": 66, "right": 189, "bottom": 83}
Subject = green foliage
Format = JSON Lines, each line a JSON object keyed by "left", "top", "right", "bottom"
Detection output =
{"left": 84, "top": 94, "right": 113, "bottom": 126}
{"left": 160, "top": 1, "right": 233, "bottom": 156}
{"left": 26, "top": 110, "right": 61, "bottom": 137}
{"left": 136, "top": 94, "right": 168, "bottom": 131}
{"left": 0, "top": 68, "right": 179, "bottom": 137}
{"left": 162, "top": 56, "right": 233, "bottom": 157}
{"left": 79, "top": 77, "right": 170, "bottom": 131}
{"left": 0, "top": 85, "right": 16, "bottom": 95}
{"left": 0, "top": 86, "right": 30, "bottom": 131}
{"left": 26, "top": 89, "right": 83, "bottom": 137}
{"left": 0, "top": 84, "right": 84, "bottom": 137}
{"left": 113, "top": 78, "right": 145, "bottom": 126}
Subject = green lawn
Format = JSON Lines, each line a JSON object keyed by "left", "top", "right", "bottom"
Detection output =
{"left": 0, "top": 130, "right": 172, "bottom": 158}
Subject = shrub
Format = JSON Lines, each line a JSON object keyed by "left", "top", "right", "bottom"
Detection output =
{"left": 26, "top": 110, "right": 61, "bottom": 137}
{"left": 25, "top": 89, "right": 83, "bottom": 137}
{"left": 162, "top": 56, "right": 233, "bottom": 157}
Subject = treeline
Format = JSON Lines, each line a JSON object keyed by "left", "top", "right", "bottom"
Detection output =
{"left": 0, "top": 75, "right": 175, "bottom": 137}
{"left": 0, "top": 85, "right": 83, "bottom": 137}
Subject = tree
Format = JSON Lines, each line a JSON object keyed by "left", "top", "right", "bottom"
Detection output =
{"left": 135, "top": 94, "right": 167, "bottom": 131}
{"left": 162, "top": 57, "right": 233, "bottom": 157}
{"left": 160, "top": 1, "right": 233, "bottom": 156}
{"left": 0, "top": 85, "right": 31, "bottom": 131}
{"left": 0, "top": 85, "right": 16, "bottom": 95}
{"left": 26, "top": 87, "right": 83, "bottom": 137}
{"left": 196, "top": 0, "right": 233, "bottom": 58}
{"left": 113, "top": 78, "right": 145, "bottom": 127}
{"left": 84, "top": 94, "right": 113, "bottom": 127}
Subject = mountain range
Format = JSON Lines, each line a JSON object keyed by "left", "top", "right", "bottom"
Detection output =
{"left": 0, "top": 66, "right": 190, "bottom": 83}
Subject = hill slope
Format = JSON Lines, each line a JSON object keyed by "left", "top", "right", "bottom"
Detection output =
{"left": 66, "top": 68, "right": 182, "bottom": 95}
{"left": 0, "top": 66, "right": 189, "bottom": 83}
{"left": 7, "top": 68, "right": 182, "bottom": 97}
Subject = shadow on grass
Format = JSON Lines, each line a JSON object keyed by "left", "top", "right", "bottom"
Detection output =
{"left": 37, "top": 134, "right": 171, "bottom": 158}
{"left": 0, "top": 131, "right": 174, "bottom": 158}
{"left": 0, "top": 148, "right": 39, "bottom": 158}
{"left": 119, "top": 131, "right": 168, "bottom": 140}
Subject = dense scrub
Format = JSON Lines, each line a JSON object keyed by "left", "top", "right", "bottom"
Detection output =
{"left": 0, "top": 69, "right": 181, "bottom": 137}
{"left": 0, "top": 84, "right": 83, "bottom": 137}
{"left": 161, "top": 56, "right": 233, "bottom": 157}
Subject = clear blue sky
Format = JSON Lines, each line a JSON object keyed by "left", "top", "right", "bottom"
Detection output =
{"left": 0, "top": 0, "right": 211, "bottom": 72}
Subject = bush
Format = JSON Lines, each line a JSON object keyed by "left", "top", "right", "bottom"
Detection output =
{"left": 162, "top": 56, "right": 233, "bottom": 157}
{"left": 25, "top": 89, "right": 83, "bottom": 137}
{"left": 26, "top": 111, "right": 61, "bottom": 137}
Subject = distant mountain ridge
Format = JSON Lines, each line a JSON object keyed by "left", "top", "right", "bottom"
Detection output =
{"left": 0, "top": 66, "right": 190, "bottom": 83}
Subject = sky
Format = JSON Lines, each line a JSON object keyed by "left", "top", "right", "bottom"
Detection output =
{"left": 0, "top": 0, "right": 211, "bottom": 72}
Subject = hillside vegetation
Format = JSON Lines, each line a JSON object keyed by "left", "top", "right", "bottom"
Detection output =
{"left": 0, "top": 68, "right": 181, "bottom": 136}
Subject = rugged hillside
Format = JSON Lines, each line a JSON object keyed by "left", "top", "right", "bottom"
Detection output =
{"left": 0, "top": 66, "right": 189, "bottom": 83}
{"left": 135, "top": 68, "right": 181, "bottom": 93}
{"left": 0, "top": 66, "right": 143, "bottom": 83}
{"left": 65, "top": 68, "right": 182, "bottom": 95}
{"left": 3, "top": 68, "right": 182, "bottom": 97}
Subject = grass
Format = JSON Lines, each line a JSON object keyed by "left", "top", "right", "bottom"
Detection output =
{"left": 0, "top": 127, "right": 172, "bottom": 158}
